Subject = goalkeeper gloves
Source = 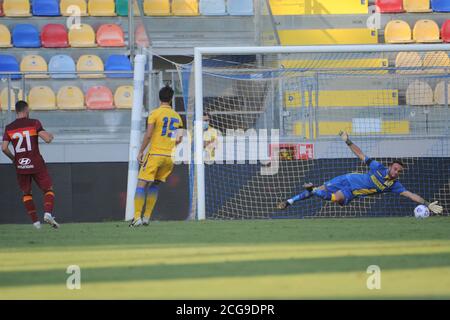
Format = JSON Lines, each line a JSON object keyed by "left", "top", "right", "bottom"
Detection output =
{"left": 425, "top": 201, "right": 444, "bottom": 215}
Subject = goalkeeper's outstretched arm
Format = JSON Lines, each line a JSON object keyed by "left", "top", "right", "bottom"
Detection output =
{"left": 401, "top": 191, "right": 444, "bottom": 215}
{"left": 339, "top": 131, "right": 366, "bottom": 162}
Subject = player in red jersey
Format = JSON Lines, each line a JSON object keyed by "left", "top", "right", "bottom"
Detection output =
{"left": 2, "top": 101, "right": 59, "bottom": 229}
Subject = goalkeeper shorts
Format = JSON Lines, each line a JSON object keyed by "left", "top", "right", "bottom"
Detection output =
{"left": 324, "top": 175, "right": 354, "bottom": 205}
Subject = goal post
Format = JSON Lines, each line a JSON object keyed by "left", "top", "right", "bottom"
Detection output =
{"left": 189, "top": 44, "right": 450, "bottom": 220}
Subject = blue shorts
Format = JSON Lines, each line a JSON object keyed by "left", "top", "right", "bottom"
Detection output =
{"left": 324, "top": 175, "right": 355, "bottom": 205}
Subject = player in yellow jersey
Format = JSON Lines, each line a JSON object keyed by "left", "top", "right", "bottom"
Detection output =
{"left": 130, "top": 85, "right": 183, "bottom": 227}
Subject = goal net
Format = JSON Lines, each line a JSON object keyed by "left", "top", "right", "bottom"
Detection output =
{"left": 180, "top": 45, "right": 450, "bottom": 220}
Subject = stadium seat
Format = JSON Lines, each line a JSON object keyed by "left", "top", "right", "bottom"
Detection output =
{"left": 279, "top": 29, "right": 378, "bottom": 45}
{"left": 227, "top": 0, "right": 253, "bottom": 15}
{"left": 413, "top": 19, "right": 442, "bottom": 42}
{"left": 115, "top": 0, "right": 140, "bottom": 16}
{"left": 200, "top": 0, "right": 226, "bottom": 15}
{"left": 443, "top": 20, "right": 450, "bottom": 42}
{"left": 105, "top": 55, "right": 132, "bottom": 78}
{"left": 172, "top": 0, "right": 199, "bottom": 16}
{"left": 404, "top": 0, "right": 432, "bottom": 12}
{"left": 48, "top": 54, "right": 77, "bottom": 79}
{"left": 20, "top": 55, "right": 49, "bottom": 79}
{"left": 375, "top": 0, "right": 404, "bottom": 13}
{"left": 135, "top": 23, "right": 150, "bottom": 47}
{"left": 143, "top": 0, "right": 170, "bottom": 15}
{"left": 57, "top": 86, "right": 85, "bottom": 110}
{"left": 3, "top": 0, "right": 31, "bottom": 17}
{"left": 434, "top": 81, "right": 450, "bottom": 105}
{"left": 12, "top": 24, "right": 41, "bottom": 48}
{"left": 423, "top": 51, "right": 450, "bottom": 73}
{"left": 28, "top": 86, "right": 56, "bottom": 111}
{"left": 406, "top": 80, "right": 434, "bottom": 106}
{"left": 88, "top": 0, "right": 115, "bottom": 16}
{"left": 85, "top": 86, "right": 114, "bottom": 110}
{"left": 77, "top": 55, "right": 105, "bottom": 78}
{"left": 0, "top": 54, "right": 21, "bottom": 80}
{"left": 0, "top": 1, "right": 4, "bottom": 16}
{"left": 431, "top": 0, "right": 450, "bottom": 11}
{"left": 68, "top": 24, "right": 96, "bottom": 47}
{"left": 384, "top": 20, "right": 414, "bottom": 43}
{"left": 32, "top": 0, "right": 60, "bottom": 16}
{"left": 395, "top": 52, "right": 423, "bottom": 74}
{"left": 41, "top": 24, "right": 69, "bottom": 48}
{"left": 0, "top": 88, "right": 23, "bottom": 111}
{"left": 96, "top": 24, "right": 125, "bottom": 47}
{"left": 114, "top": 85, "right": 133, "bottom": 109}
{"left": 269, "top": 0, "right": 368, "bottom": 15}
{"left": 60, "top": 0, "right": 88, "bottom": 16}
{"left": 0, "top": 24, "right": 12, "bottom": 48}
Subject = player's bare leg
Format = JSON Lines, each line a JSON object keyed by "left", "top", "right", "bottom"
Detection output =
{"left": 277, "top": 182, "right": 317, "bottom": 209}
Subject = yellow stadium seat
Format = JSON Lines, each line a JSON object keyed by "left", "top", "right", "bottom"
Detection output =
{"left": 413, "top": 19, "right": 442, "bottom": 43}
{"left": 144, "top": 0, "right": 171, "bottom": 16}
{"left": 434, "top": 81, "right": 450, "bottom": 105}
{"left": 88, "top": 0, "right": 115, "bottom": 16}
{"left": 172, "top": 0, "right": 199, "bottom": 16}
{"left": 20, "top": 55, "right": 49, "bottom": 79}
{"left": 406, "top": 80, "right": 434, "bottom": 106}
{"left": 395, "top": 52, "right": 423, "bottom": 74}
{"left": 384, "top": 20, "right": 414, "bottom": 43}
{"left": 28, "top": 86, "right": 57, "bottom": 111}
{"left": 114, "top": 85, "right": 133, "bottom": 109}
{"left": 0, "top": 24, "right": 12, "bottom": 48}
{"left": 404, "top": 0, "right": 432, "bottom": 12}
{"left": 77, "top": 55, "right": 105, "bottom": 78}
{"left": 278, "top": 29, "right": 378, "bottom": 45}
{"left": 0, "top": 88, "right": 23, "bottom": 111}
{"left": 60, "top": 0, "right": 88, "bottom": 16}
{"left": 68, "top": 24, "right": 96, "bottom": 47}
{"left": 269, "top": 0, "right": 368, "bottom": 15}
{"left": 3, "top": 0, "right": 31, "bottom": 17}
{"left": 423, "top": 51, "right": 450, "bottom": 73}
{"left": 57, "top": 86, "right": 85, "bottom": 110}
{"left": 285, "top": 90, "right": 398, "bottom": 108}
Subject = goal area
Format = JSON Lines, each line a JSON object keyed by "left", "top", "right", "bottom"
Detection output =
{"left": 180, "top": 44, "right": 450, "bottom": 220}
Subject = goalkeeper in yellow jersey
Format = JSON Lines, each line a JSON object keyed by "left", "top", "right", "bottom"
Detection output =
{"left": 278, "top": 131, "right": 444, "bottom": 215}
{"left": 130, "top": 85, "right": 183, "bottom": 227}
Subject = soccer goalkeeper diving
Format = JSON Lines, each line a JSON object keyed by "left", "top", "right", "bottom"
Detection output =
{"left": 277, "top": 131, "right": 444, "bottom": 215}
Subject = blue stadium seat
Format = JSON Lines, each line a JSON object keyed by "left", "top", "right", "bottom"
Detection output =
{"left": 227, "top": 0, "right": 253, "bottom": 15}
{"left": 48, "top": 54, "right": 76, "bottom": 79}
{"left": 12, "top": 24, "right": 41, "bottom": 48}
{"left": 200, "top": 0, "right": 226, "bottom": 15}
{"left": 105, "top": 55, "right": 132, "bottom": 78}
{"left": 32, "top": 0, "right": 60, "bottom": 16}
{"left": 0, "top": 54, "right": 21, "bottom": 80}
{"left": 431, "top": 0, "right": 450, "bottom": 12}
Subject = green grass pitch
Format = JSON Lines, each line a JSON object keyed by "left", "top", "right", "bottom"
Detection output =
{"left": 1, "top": 217, "right": 450, "bottom": 299}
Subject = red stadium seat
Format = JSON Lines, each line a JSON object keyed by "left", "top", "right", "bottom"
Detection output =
{"left": 375, "top": 0, "right": 404, "bottom": 13}
{"left": 41, "top": 24, "right": 69, "bottom": 48}
{"left": 442, "top": 20, "right": 450, "bottom": 43}
{"left": 86, "top": 86, "right": 114, "bottom": 110}
{"left": 0, "top": 1, "right": 5, "bottom": 17}
{"left": 96, "top": 24, "right": 125, "bottom": 47}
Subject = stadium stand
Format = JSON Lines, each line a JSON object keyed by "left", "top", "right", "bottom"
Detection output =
{"left": 28, "top": 86, "right": 57, "bottom": 110}
{"left": 41, "top": 24, "right": 69, "bottom": 48}
{"left": 68, "top": 24, "right": 97, "bottom": 47}
{"left": 172, "top": 0, "right": 199, "bottom": 16}
{"left": 114, "top": 85, "right": 133, "bottom": 109}
{"left": 105, "top": 55, "right": 133, "bottom": 78}
{"left": 431, "top": 0, "right": 450, "bottom": 12}
{"left": 32, "top": 0, "right": 60, "bottom": 16}
{"left": 375, "top": 0, "right": 405, "bottom": 13}
{"left": 3, "top": 0, "right": 31, "bottom": 17}
{"left": 384, "top": 20, "right": 414, "bottom": 43}
{"left": 60, "top": 0, "right": 88, "bottom": 16}
{"left": 413, "top": 19, "right": 442, "bottom": 42}
{"left": 269, "top": 0, "right": 367, "bottom": 15}
{"left": 423, "top": 51, "right": 450, "bottom": 73}
{"left": 85, "top": 85, "right": 115, "bottom": 109}
{"left": 395, "top": 51, "right": 423, "bottom": 73}
{"left": 77, "top": 55, "right": 105, "bottom": 78}
{"left": 0, "top": 24, "right": 12, "bottom": 48}
{"left": 88, "top": 0, "right": 116, "bottom": 16}
{"left": 406, "top": 80, "right": 435, "bottom": 105}
{"left": 48, "top": 54, "right": 77, "bottom": 79}
{"left": 442, "top": 20, "right": 450, "bottom": 42}
{"left": 200, "top": 0, "right": 226, "bottom": 15}
{"left": 404, "top": 0, "right": 432, "bottom": 12}
{"left": 0, "top": 54, "right": 20, "bottom": 79}
{"left": 20, "top": 55, "right": 49, "bottom": 79}
{"left": 434, "top": 81, "right": 450, "bottom": 105}
{"left": 12, "top": 24, "right": 41, "bottom": 48}
{"left": 227, "top": 0, "right": 254, "bottom": 15}
{"left": 57, "top": 86, "right": 86, "bottom": 110}
{"left": 143, "top": 0, "right": 171, "bottom": 16}
{"left": 96, "top": 24, "right": 125, "bottom": 47}
{"left": 0, "top": 88, "right": 23, "bottom": 111}
{"left": 278, "top": 29, "right": 378, "bottom": 45}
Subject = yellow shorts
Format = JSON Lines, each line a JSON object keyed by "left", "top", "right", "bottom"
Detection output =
{"left": 138, "top": 154, "right": 174, "bottom": 182}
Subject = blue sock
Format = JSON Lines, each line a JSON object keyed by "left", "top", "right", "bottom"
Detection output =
{"left": 289, "top": 190, "right": 312, "bottom": 204}
{"left": 312, "top": 188, "right": 332, "bottom": 201}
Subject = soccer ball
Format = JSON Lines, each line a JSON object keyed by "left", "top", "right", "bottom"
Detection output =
{"left": 414, "top": 205, "right": 430, "bottom": 219}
